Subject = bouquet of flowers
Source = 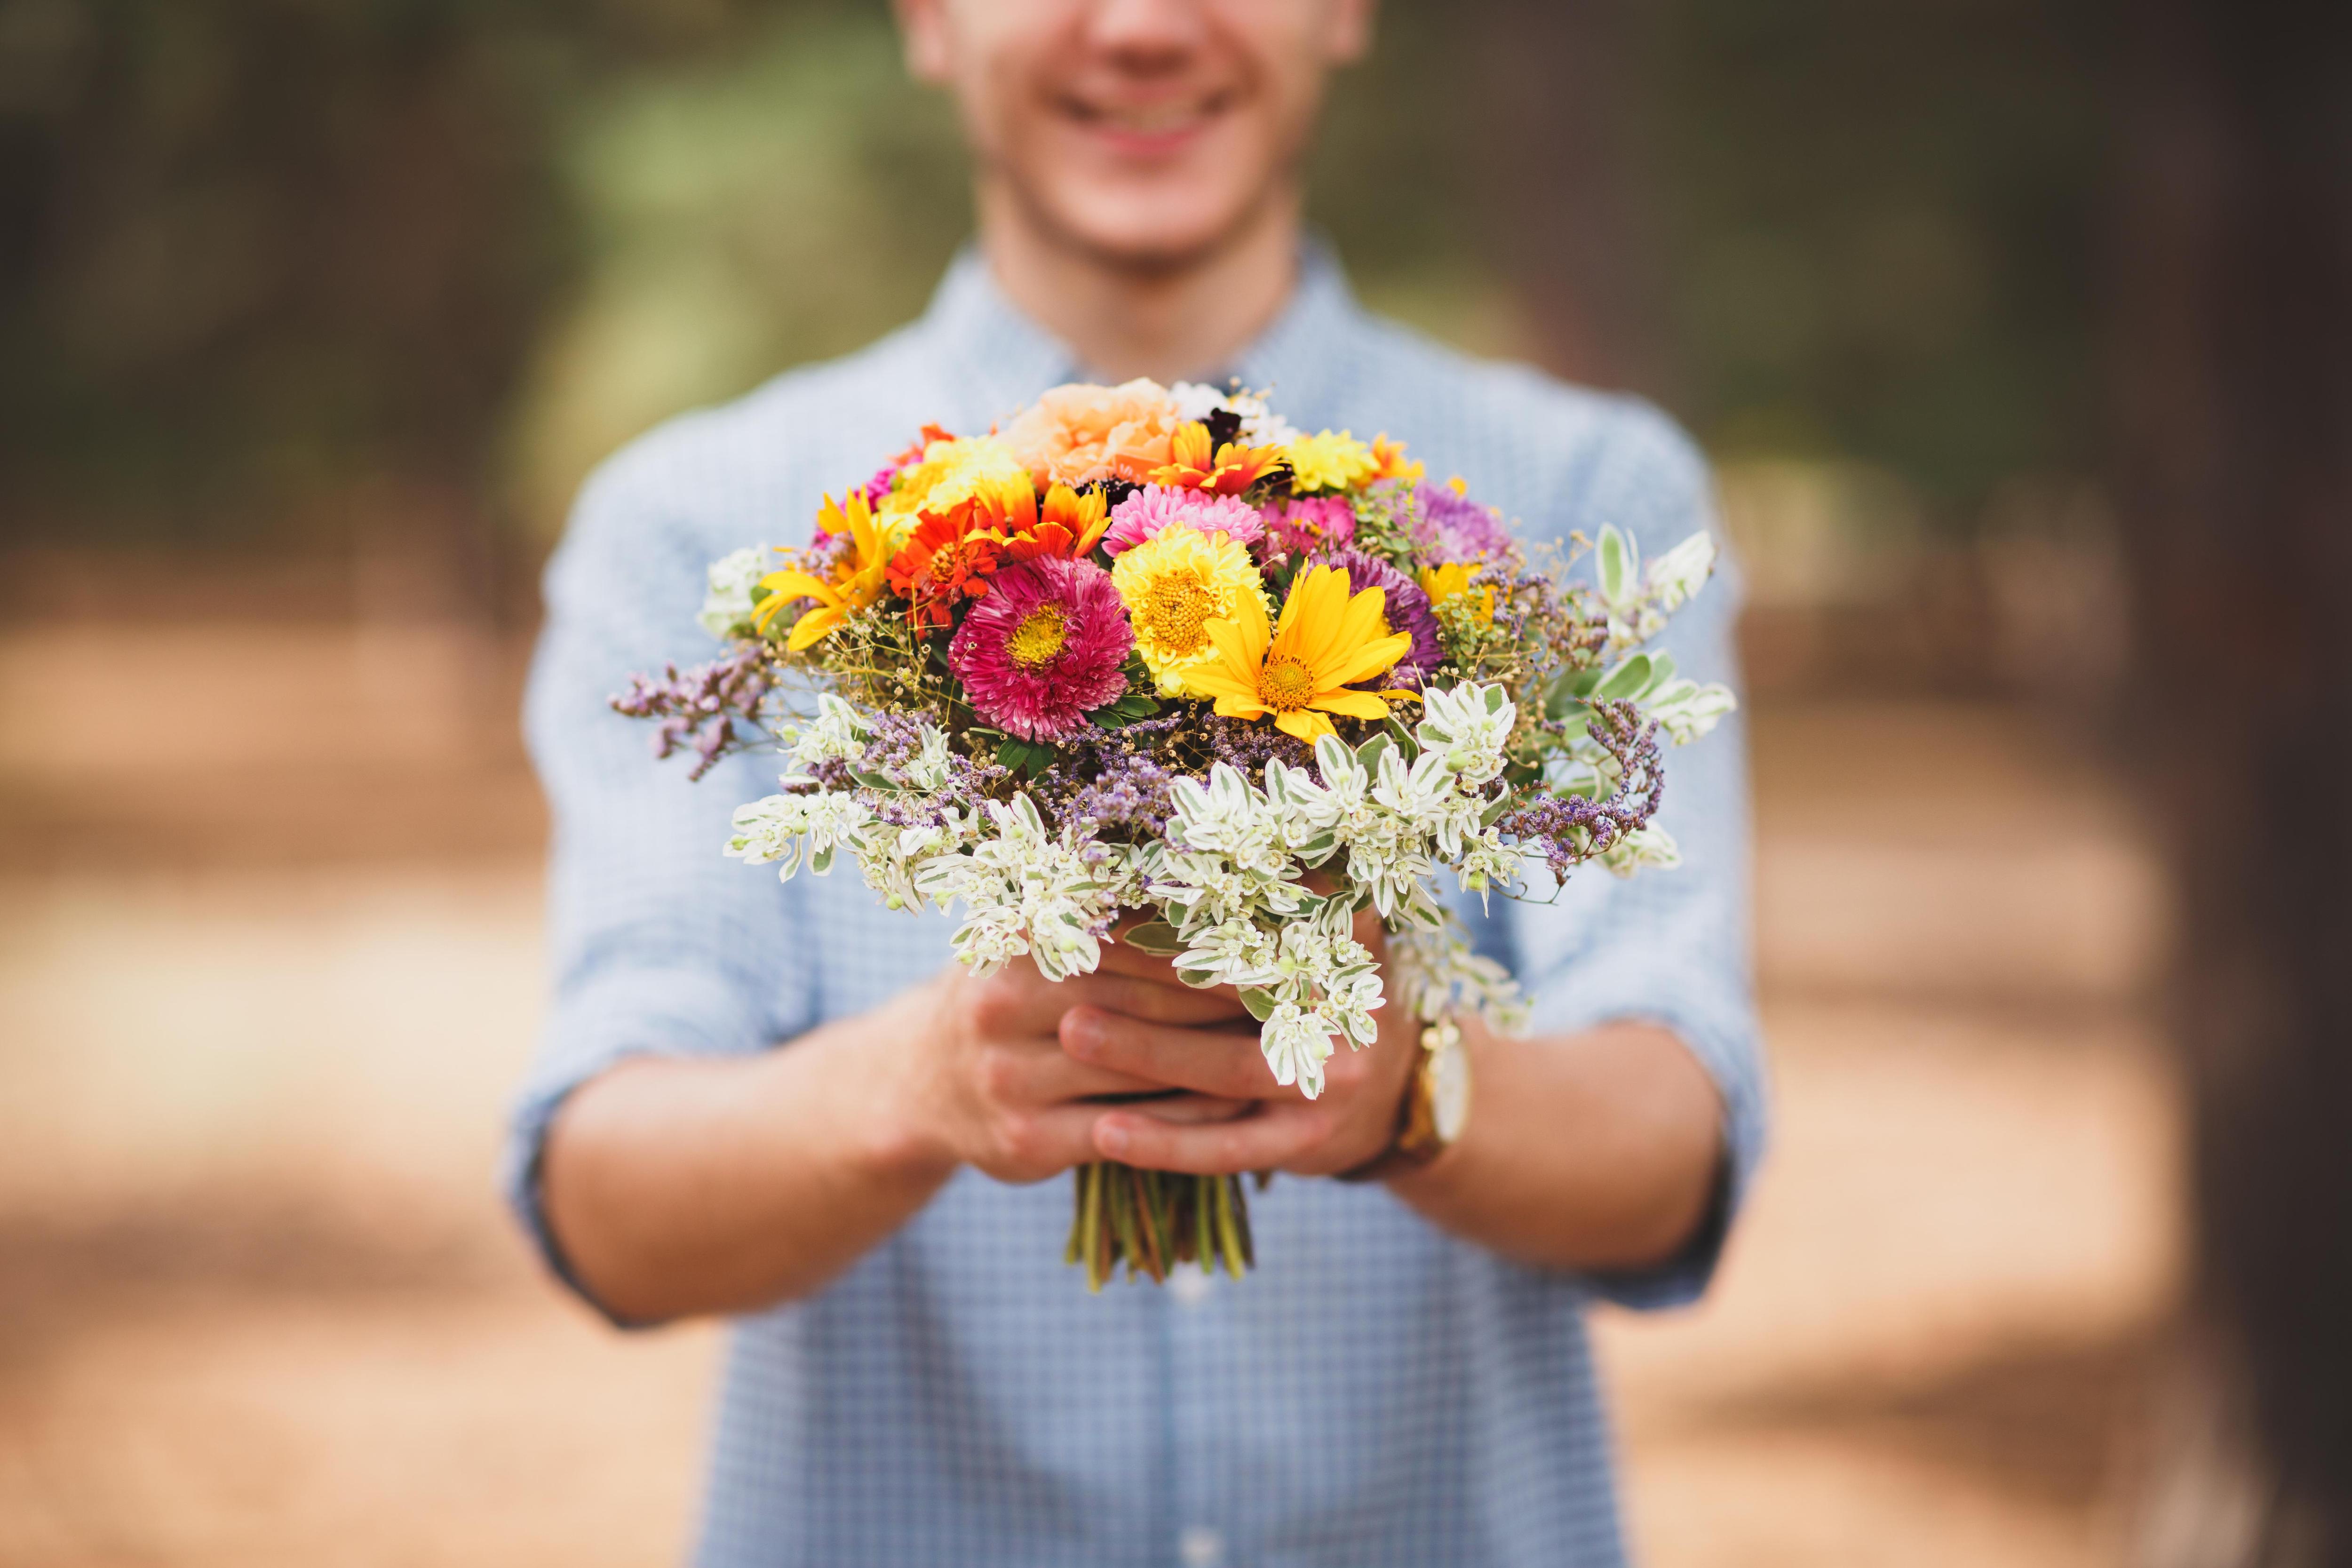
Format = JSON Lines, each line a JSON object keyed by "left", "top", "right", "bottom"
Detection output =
{"left": 614, "top": 379, "right": 1734, "bottom": 1289}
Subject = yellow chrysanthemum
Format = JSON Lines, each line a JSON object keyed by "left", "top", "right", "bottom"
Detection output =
{"left": 756, "top": 491, "right": 911, "bottom": 652}
{"left": 1282, "top": 429, "right": 1380, "bottom": 494}
{"left": 882, "top": 435, "right": 1033, "bottom": 519}
{"left": 1109, "top": 527, "right": 1270, "bottom": 696}
{"left": 1191, "top": 565, "right": 1414, "bottom": 743}
{"left": 1418, "top": 561, "right": 1495, "bottom": 626}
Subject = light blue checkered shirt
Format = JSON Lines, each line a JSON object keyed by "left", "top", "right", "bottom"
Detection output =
{"left": 509, "top": 246, "right": 1765, "bottom": 1568}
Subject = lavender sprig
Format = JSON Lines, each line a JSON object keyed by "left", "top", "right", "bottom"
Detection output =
{"left": 610, "top": 644, "right": 774, "bottom": 781}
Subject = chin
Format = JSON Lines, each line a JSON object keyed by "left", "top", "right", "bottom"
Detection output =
{"left": 1039, "top": 178, "right": 1277, "bottom": 271}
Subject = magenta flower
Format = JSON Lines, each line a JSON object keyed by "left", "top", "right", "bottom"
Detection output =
{"left": 1323, "top": 549, "right": 1443, "bottom": 686}
{"left": 1260, "top": 495, "right": 1355, "bottom": 558}
{"left": 1101, "top": 485, "right": 1263, "bottom": 557}
{"left": 948, "top": 557, "right": 1135, "bottom": 740}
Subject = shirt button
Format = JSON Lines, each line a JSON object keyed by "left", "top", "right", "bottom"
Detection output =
{"left": 1178, "top": 1526, "right": 1225, "bottom": 1568}
{"left": 1169, "top": 1267, "right": 1215, "bottom": 1307}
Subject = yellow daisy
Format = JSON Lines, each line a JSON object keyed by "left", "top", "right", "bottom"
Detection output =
{"left": 1109, "top": 527, "right": 1269, "bottom": 696}
{"left": 1192, "top": 565, "right": 1414, "bottom": 743}
{"left": 1282, "top": 430, "right": 1379, "bottom": 494}
{"left": 1418, "top": 561, "right": 1495, "bottom": 626}
{"left": 882, "top": 435, "right": 1033, "bottom": 519}
{"left": 756, "top": 491, "right": 910, "bottom": 652}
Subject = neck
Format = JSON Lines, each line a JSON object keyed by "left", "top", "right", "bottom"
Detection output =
{"left": 977, "top": 184, "right": 1303, "bottom": 385}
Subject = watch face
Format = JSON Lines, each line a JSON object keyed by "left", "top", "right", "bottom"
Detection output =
{"left": 1429, "top": 1041, "right": 1472, "bottom": 1145}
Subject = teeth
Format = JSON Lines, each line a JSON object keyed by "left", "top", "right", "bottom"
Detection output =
{"left": 1096, "top": 103, "right": 1209, "bottom": 134}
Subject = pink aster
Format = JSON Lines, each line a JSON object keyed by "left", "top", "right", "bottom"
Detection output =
{"left": 1260, "top": 495, "right": 1356, "bottom": 558}
{"left": 947, "top": 557, "right": 1135, "bottom": 741}
{"left": 1100, "top": 484, "right": 1264, "bottom": 557}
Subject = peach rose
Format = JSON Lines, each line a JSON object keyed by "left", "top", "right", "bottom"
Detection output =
{"left": 999, "top": 379, "right": 1182, "bottom": 488}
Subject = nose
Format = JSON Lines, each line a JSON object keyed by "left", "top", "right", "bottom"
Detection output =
{"left": 1083, "top": 0, "right": 1209, "bottom": 65}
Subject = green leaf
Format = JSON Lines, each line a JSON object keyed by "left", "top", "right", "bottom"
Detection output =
{"left": 1594, "top": 654, "right": 1653, "bottom": 701}
{"left": 1120, "top": 920, "right": 1184, "bottom": 955}
{"left": 1384, "top": 712, "right": 1420, "bottom": 754}
{"left": 1238, "top": 987, "right": 1279, "bottom": 1023}
{"left": 1596, "top": 525, "right": 1635, "bottom": 606}
{"left": 1355, "top": 733, "right": 1394, "bottom": 773}
{"left": 850, "top": 769, "right": 895, "bottom": 790}
{"left": 1481, "top": 795, "right": 1515, "bottom": 827}
{"left": 1176, "top": 967, "right": 1220, "bottom": 990}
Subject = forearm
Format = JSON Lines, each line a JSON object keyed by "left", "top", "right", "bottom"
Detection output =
{"left": 1388, "top": 1019, "right": 1724, "bottom": 1272}
{"left": 540, "top": 983, "right": 953, "bottom": 1323}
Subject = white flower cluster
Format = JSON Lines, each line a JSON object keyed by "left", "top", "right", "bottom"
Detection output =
{"left": 1135, "top": 685, "right": 1526, "bottom": 1095}
{"left": 776, "top": 693, "right": 870, "bottom": 776}
{"left": 725, "top": 788, "right": 872, "bottom": 881}
{"left": 915, "top": 796, "right": 1141, "bottom": 981}
{"left": 698, "top": 544, "right": 773, "bottom": 640}
{"left": 1170, "top": 380, "right": 1302, "bottom": 448}
{"left": 715, "top": 649, "right": 1727, "bottom": 1101}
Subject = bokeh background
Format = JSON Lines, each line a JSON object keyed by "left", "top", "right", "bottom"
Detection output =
{"left": 5, "top": 1, "right": 2344, "bottom": 1564}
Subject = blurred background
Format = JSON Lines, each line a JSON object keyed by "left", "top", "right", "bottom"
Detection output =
{"left": 4, "top": 1, "right": 2345, "bottom": 1564}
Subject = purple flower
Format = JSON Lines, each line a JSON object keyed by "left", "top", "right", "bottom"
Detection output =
{"left": 1259, "top": 495, "right": 1354, "bottom": 558}
{"left": 1409, "top": 483, "right": 1512, "bottom": 565}
{"left": 1322, "top": 548, "right": 1442, "bottom": 686}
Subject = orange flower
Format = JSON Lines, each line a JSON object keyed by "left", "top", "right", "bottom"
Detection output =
{"left": 999, "top": 379, "right": 1183, "bottom": 487}
{"left": 888, "top": 503, "right": 1009, "bottom": 629}
{"left": 1368, "top": 435, "right": 1424, "bottom": 483}
{"left": 1004, "top": 483, "right": 1111, "bottom": 561}
{"left": 1147, "top": 421, "right": 1285, "bottom": 496}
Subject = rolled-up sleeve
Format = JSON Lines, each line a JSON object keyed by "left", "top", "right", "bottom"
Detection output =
{"left": 1502, "top": 403, "right": 1767, "bottom": 1311}
{"left": 502, "top": 439, "right": 816, "bottom": 1312}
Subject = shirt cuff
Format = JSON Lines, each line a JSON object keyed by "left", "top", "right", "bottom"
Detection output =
{"left": 1521, "top": 981, "right": 1767, "bottom": 1311}
{"left": 501, "top": 963, "right": 769, "bottom": 1326}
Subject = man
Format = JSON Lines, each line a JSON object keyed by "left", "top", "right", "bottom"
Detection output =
{"left": 509, "top": 2, "right": 1764, "bottom": 1563}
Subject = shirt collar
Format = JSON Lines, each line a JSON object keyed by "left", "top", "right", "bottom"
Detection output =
{"left": 916, "top": 238, "right": 1365, "bottom": 428}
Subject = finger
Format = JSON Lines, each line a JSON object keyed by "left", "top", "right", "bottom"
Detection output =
{"left": 1060, "top": 966, "right": 1250, "bottom": 1027}
{"left": 1092, "top": 1102, "right": 1327, "bottom": 1175}
{"left": 985, "top": 1102, "right": 1128, "bottom": 1184}
{"left": 1060, "top": 1006, "right": 1283, "bottom": 1100}
{"left": 985, "top": 1036, "right": 1174, "bottom": 1106}
{"left": 1108, "top": 1092, "right": 1256, "bottom": 1125}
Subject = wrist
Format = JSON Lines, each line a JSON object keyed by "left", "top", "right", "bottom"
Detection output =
{"left": 817, "top": 979, "right": 962, "bottom": 1190}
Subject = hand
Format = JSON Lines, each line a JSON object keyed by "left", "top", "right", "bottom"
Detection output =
{"left": 897, "top": 941, "right": 1255, "bottom": 1186}
{"left": 1060, "top": 909, "right": 1422, "bottom": 1178}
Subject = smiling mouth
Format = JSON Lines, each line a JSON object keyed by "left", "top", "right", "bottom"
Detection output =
{"left": 1062, "top": 90, "right": 1235, "bottom": 148}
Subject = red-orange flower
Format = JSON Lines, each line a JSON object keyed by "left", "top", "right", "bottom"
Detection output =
{"left": 1004, "top": 483, "right": 1111, "bottom": 561}
{"left": 1148, "top": 421, "right": 1285, "bottom": 496}
{"left": 888, "top": 504, "right": 1009, "bottom": 629}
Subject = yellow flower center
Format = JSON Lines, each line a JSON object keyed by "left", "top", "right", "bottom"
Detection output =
{"left": 1258, "top": 653, "right": 1318, "bottom": 712}
{"left": 1006, "top": 604, "right": 1069, "bottom": 668}
{"left": 1136, "top": 570, "right": 1218, "bottom": 657}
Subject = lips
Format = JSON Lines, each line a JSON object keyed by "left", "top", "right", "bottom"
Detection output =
{"left": 1061, "top": 89, "right": 1235, "bottom": 154}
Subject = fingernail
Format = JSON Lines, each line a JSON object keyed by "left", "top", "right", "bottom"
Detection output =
{"left": 1065, "top": 1011, "right": 1101, "bottom": 1053}
{"left": 1097, "top": 1120, "right": 1130, "bottom": 1156}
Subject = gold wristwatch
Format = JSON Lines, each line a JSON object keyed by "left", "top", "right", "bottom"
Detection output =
{"left": 1337, "top": 1026, "right": 1471, "bottom": 1183}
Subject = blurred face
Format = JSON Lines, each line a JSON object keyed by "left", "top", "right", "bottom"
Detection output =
{"left": 899, "top": 0, "right": 1372, "bottom": 270}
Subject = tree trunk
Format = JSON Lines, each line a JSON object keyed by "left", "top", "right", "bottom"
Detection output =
{"left": 2112, "top": 2, "right": 2352, "bottom": 1561}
